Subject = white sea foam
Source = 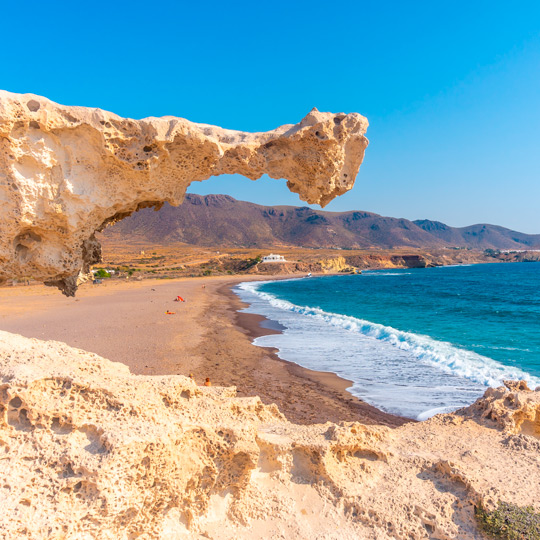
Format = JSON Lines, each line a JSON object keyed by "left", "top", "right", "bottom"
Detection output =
{"left": 435, "top": 264, "right": 474, "bottom": 268}
{"left": 235, "top": 280, "right": 540, "bottom": 420}
{"left": 362, "top": 271, "right": 412, "bottom": 276}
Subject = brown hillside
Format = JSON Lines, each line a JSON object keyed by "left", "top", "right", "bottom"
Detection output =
{"left": 102, "top": 194, "right": 540, "bottom": 250}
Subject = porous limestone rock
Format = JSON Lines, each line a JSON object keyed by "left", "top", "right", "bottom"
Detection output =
{"left": 0, "top": 91, "right": 369, "bottom": 295}
{"left": 1, "top": 330, "right": 539, "bottom": 539}
{"left": 459, "top": 379, "right": 540, "bottom": 436}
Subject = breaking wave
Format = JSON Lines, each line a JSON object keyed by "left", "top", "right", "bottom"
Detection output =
{"left": 235, "top": 280, "right": 540, "bottom": 419}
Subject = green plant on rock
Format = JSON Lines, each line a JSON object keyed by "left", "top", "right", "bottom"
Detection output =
{"left": 476, "top": 502, "right": 540, "bottom": 539}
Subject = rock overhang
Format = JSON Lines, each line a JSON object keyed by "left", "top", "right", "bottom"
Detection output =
{"left": 0, "top": 92, "right": 369, "bottom": 295}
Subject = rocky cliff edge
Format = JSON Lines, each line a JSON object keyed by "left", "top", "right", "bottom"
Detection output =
{"left": 1, "top": 331, "right": 539, "bottom": 539}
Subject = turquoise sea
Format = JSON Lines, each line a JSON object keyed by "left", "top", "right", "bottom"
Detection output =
{"left": 235, "top": 262, "right": 540, "bottom": 420}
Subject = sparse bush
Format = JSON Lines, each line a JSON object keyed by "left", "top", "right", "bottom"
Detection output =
{"left": 94, "top": 269, "right": 110, "bottom": 279}
{"left": 239, "top": 255, "right": 263, "bottom": 271}
{"left": 476, "top": 502, "right": 540, "bottom": 539}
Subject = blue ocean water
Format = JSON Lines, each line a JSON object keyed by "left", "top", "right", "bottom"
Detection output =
{"left": 235, "top": 262, "right": 540, "bottom": 420}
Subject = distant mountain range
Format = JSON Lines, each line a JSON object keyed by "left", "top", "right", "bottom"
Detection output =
{"left": 102, "top": 194, "right": 540, "bottom": 250}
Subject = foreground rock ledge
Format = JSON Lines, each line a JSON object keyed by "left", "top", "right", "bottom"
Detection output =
{"left": 0, "top": 91, "right": 369, "bottom": 295}
{"left": 1, "top": 331, "right": 539, "bottom": 539}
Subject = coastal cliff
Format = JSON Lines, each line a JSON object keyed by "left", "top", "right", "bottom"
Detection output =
{"left": 1, "top": 331, "right": 539, "bottom": 539}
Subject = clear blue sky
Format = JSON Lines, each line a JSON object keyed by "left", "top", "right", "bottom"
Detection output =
{"left": 2, "top": 1, "right": 539, "bottom": 232}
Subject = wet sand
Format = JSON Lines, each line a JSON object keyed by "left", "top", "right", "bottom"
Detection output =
{"left": 0, "top": 276, "right": 409, "bottom": 427}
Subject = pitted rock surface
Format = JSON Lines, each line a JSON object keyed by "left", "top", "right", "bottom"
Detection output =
{"left": 0, "top": 91, "right": 369, "bottom": 295}
{"left": 1, "top": 330, "right": 539, "bottom": 539}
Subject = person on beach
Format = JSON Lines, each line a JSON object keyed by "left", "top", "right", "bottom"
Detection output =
{"left": 204, "top": 377, "right": 211, "bottom": 387}
{"left": 189, "top": 373, "right": 194, "bottom": 381}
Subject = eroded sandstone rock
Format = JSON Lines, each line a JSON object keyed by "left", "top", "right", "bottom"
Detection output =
{"left": 0, "top": 91, "right": 369, "bottom": 295}
{"left": 459, "top": 379, "right": 540, "bottom": 437}
{"left": 1, "top": 331, "right": 539, "bottom": 539}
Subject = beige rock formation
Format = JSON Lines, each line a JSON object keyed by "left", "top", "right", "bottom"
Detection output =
{"left": 318, "top": 255, "right": 355, "bottom": 273}
{"left": 0, "top": 91, "right": 369, "bottom": 295}
{"left": 1, "top": 330, "right": 539, "bottom": 539}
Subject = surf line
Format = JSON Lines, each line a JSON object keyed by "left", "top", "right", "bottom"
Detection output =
{"left": 236, "top": 280, "right": 540, "bottom": 390}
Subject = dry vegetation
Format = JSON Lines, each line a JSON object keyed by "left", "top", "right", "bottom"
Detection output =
{"left": 95, "top": 236, "right": 508, "bottom": 281}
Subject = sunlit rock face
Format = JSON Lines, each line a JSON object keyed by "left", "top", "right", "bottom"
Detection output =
{"left": 1, "top": 331, "right": 540, "bottom": 539}
{"left": 0, "top": 91, "right": 369, "bottom": 295}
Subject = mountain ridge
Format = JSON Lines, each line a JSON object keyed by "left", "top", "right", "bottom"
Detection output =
{"left": 102, "top": 194, "right": 540, "bottom": 250}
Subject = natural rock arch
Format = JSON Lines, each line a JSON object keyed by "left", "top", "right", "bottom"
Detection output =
{"left": 0, "top": 91, "right": 368, "bottom": 295}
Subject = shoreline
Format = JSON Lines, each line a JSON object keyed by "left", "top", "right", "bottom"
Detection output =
{"left": 216, "top": 278, "right": 411, "bottom": 426}
{"left": 0, "top": 273, "right": 410, "bottom": 427}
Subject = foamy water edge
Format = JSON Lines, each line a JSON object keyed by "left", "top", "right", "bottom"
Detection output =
{"left": 235, "top": 279, "right": 540, "bottom": 419}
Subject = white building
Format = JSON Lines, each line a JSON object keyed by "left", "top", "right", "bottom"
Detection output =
{"left": 262, "top": 254, "right": 286, "bottom": 263}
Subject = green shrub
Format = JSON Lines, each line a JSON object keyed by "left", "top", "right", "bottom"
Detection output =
{"left": 476, "top": 502, "right": 540, "bottom": 539}
{"left": 94, "top": 269, "right": 110, "bottom": 278}
{"left": 239, "top": 255, "right": 263, "bottom": 271}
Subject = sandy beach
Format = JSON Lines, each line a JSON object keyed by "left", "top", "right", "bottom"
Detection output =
{"left": 0, "top": 275, "right": 407, "bottom": 427}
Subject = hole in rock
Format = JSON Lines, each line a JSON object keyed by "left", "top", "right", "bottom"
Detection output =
{"left": 8, "top": 407, "right": 33, "bottom": 431}
{"left": 51, "top": 417, "right": 73, "bottom": 435}
{"left": 520, "top": 414, "right": 540, "bottom": 439}
{"left": 9, "top": 396, "right": 22, "bottom": 408}
{"left": 352, "top": 449, "right": 381, "bottom": 462}
{"left": 15, "top": 244, "right": 30, "bottom": 261}
{"left": 27, "top": 100, "right": 40, "bottom": 112}
{"left": 79, "top": 425, "right": 106, "bottom": 455}
{"left": 291, "top": 449, "right": 318, "bottom": 483}
{"left": 63, "top": 463, "right": 76, "bottom": 477}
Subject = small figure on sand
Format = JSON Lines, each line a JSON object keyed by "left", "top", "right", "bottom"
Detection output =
{"left": 204, "top": 377, "right": 211, "bottom": 387}
{"left": 188, "top": 373, "right": 194, "bottom": 381}
{"left": 165, "top": 310, "right": 176, "bottom": 315}
{"left": 174, "top": 296, "right": 185, "bottom": 302}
